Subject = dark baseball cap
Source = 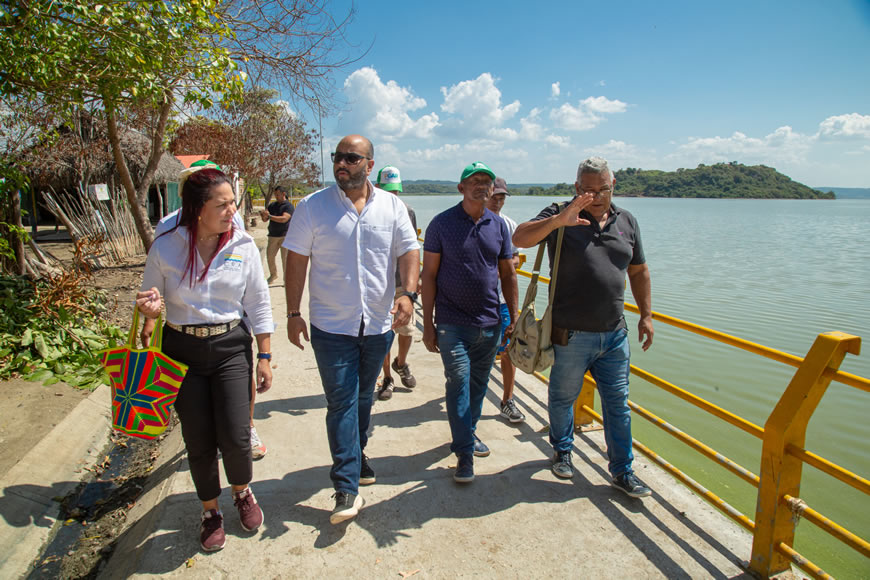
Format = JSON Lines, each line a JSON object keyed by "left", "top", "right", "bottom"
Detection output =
{"left": 493, "top": 177, "right": 509, "bottom": 195}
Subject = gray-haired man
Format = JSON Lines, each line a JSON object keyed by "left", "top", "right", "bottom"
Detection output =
{"left": 512, "top": 156, "right": 654, "bottom": 498}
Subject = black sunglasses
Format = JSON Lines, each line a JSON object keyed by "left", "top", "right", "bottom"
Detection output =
{"left": 331, "top": 151, "right": 369, "bottom": 165}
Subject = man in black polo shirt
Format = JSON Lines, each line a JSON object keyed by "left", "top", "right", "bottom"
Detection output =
{"left": 513, "top": 156, "right": 654, "bottom": 498}
{"left": 421, "top": 161, "right": 518, "bottom": 484}
{"left": 260, "top": 186, "right": 294, "bottom": 284}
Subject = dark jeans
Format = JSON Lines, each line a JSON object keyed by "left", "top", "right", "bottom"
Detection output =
{"left": 310, "top": 324, "right": 394, "bottom": 494}
{"left": 163, "top": 324, "right": 253, "bottom": 501}
{"left": 436, "top": 323, "right": 500, "bottom": 456}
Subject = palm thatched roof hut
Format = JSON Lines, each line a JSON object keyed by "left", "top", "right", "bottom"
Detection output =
{"left": 22, "top": 116, "right": 184, "bottom": 223}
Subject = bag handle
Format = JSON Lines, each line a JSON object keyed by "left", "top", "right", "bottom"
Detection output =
{"left": 520, "top": 226, "right": 565, "bottom": 311}
{"left": 547, "top": 227, "right": 566, "bottom": 305}
{"left": 127, "top": 305, "right": 165, "bottom": 350}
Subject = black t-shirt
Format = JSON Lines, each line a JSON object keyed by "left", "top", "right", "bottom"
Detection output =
{"left": 267, "top": 200, "right": 294, "bottom": 237}
{"left": 532, "top": 199, "right": 645, "bottom": 332}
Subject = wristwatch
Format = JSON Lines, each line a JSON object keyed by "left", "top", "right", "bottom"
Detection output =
{"left": 396, "top": 290, "right": 418, "bottom": 301}
{"left": 257, "top": 352, "right": 272, "bottom": 360}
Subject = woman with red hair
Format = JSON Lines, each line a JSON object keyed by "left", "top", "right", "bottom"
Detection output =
{"left": 136, "top": 167, "right": 273, "bottom": 552}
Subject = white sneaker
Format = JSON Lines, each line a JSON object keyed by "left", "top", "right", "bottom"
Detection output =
{"left": 250, "top": 426, "right": 267, "bottom": 460}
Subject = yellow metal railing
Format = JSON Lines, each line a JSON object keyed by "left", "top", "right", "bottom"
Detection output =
{"left": 510, "top": 259, "right": 869, "bottom": 579}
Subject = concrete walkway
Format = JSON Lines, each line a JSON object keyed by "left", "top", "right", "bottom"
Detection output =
{"left": 1, "top": 229, "right": 754, "bottom": 578}
{"left": 103, "top": 284, "right": 752, "bottom": 579}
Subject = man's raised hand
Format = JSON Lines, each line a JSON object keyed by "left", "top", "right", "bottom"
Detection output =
{"left": 560, "top": 193, "right": 595, "bottom": 227}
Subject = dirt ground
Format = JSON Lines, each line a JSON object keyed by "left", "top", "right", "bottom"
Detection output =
{"left": 3, "top": 238, "right": 170, "bottom": 579}
{"left": 1, "top": 244, "right": 146, "bottom": 475}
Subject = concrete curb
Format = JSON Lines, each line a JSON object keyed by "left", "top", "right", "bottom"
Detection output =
{"left": 0, "top": 384, "right": 112, "bottom": 577}
{"left": 99, "top": 424, "right": 186, "bottom": 579}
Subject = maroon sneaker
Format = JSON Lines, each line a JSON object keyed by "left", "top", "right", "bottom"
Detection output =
{"left": 233, "top": 487, "right": 264, "bottom": 532}
{"left": 200, "top": 509, "right": 226, "bottom": 552}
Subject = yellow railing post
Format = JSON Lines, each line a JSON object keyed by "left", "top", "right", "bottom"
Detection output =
{"left": 574, "top": 374, "right": 597, "bottom": 429}
{"left": 750, "top": 331, "right": 861, "bottom": 577}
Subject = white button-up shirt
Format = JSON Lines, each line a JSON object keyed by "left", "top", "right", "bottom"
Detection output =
{"left": 283, "top": 182, "right": 419, "bottom": 336}
{"left": 142, "top": 227, "right": 273, "bottom": 335}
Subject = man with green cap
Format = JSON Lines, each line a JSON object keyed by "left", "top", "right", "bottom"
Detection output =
{"left": 374, "top": 165, "right": 420, "bottom": 401}
{"left": 421, "top": 162, "right": 518, "bottom": 483}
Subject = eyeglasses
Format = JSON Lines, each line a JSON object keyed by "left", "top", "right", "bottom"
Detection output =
{"left": 331, "top": 151, "right": 369, "bottom": 165}
{"left": 580, "top": 188, "right": 612, "bottom": 197}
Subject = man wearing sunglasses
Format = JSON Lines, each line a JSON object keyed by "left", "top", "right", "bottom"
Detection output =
{"left": 282, "top": 135, "right": 420, "bottom": 524}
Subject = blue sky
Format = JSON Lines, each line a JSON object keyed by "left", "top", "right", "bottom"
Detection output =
{"left": 290, "top": 0, "right": 870, "bottom": 188}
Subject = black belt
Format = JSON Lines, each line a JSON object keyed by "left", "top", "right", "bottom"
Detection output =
{"left": 166, "top": 319, "right": 241, "bottom": 338}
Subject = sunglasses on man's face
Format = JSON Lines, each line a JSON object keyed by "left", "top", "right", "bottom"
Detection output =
{"left": 331, "top": 151, "right": 369, "bottom": 165}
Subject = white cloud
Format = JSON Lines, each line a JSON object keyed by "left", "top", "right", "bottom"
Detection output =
{"left": 275, "top": 100, "right": 297, "bottom": 118}
{"left": 439, "top": 73, "right": 520, "bottom": 135}
{"left": 490, "top": 127, "right": 519, "bottom": 140}
{"left": 551, "top": 82, "right": 560, "bottom": 98}
{"left": 549, "top": 95, "right": 628, "bottom": 131}
{"left": 581, "top": 96, "right": 627, "bottom": 114}
{"left": 550, "top": 103, "right": 602, "bottom": 131}
{"left": 584, "top": 140, "right": 638, "bottom": 157}
{"left": 545, "top": 134, "right": 572, "bottom": 148}
{"left": 598, "top": 80, "right": 606, "bottom": 87}
{"left": 817, "top": 113, "right": 870, "bottom": 139}
{"left": 669, "top": 126, "right": 814, "bottom": 168}
{"left": 340, "top": 67, "right": 439, "bottom": 139}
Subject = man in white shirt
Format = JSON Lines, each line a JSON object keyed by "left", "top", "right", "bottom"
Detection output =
{"left": 282, "top": 134, "right": 420, "bottom": 525}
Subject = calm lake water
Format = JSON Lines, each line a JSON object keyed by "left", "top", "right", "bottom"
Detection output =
{"left": 406, "top": 195, "right": 870, "bottom": 577}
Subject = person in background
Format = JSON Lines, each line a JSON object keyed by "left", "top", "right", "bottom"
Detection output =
{"left": 283, "top": 135, "right": 419, "bottom": 524}
{"left": 484, "top": 177, "right": 525, "bottom": 424}
{"left": 260, "top": 185, "right": 293, "bottom": 284}
{"left": 147, "top": 160, "right": 269, "bottom": 460}
{"left": 374, "top": 165, "right": 420, "bottom": 401}
{"left": 136, "top": 167, "right": 273, "bottom": 551}
{"left": 421, "top": 162, "right": 517, "bottom": 484}
{"left": 512, "top": 156, "right": 654, "bottom": 498}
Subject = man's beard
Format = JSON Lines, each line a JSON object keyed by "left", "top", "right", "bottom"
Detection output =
{"left": 335, "top": 167, "right": 367, "bottom": 190}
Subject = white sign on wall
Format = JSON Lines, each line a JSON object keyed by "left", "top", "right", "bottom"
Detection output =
{"left": 92, "top": 184, "right": 109, "bottom": 201}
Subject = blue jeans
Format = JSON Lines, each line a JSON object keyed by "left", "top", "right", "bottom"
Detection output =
{"left": 548, "top": 326, "right": 634, "bottom": 477}
{"left": 310, "top": 325, "right": 394, "bottom": 494}
{"left": 437, "top": 324, "right": 500, "bottom": 456}
{"left": 496, "top": 303, "right": 511, "bottom": 354}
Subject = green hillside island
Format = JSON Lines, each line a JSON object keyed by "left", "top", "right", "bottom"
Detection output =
{"left": 528, "top": 163, "right": 834, "bottom": 199}
{"left": 401, "top": 163, "right": 835, "bottom": 199}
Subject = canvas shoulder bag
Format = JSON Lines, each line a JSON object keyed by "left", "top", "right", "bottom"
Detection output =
{"left": 507, "top": 227, "right": 565, "bottom": 374}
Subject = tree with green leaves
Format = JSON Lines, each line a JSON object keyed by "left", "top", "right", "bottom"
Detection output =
{"left": 1, "top": 0, "right": 357, "bottom": 253}
{"left": 1, "top": 1, "right": 240, "bottom": 251}
{"left": 171, "top": 87, "right": 319, "bottom": 212}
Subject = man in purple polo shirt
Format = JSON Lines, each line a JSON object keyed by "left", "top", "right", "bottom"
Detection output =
{"left": 421, "top": 161, "right": 518, "bottom": 484}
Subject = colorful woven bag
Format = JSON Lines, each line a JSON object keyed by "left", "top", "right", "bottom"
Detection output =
{"left": 98, "top": 308, "right": 188, "bottom": 439}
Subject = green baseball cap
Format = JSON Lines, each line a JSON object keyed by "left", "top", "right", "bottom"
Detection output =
{"left": 460, "top": 161, "right": 495, "bottom": 183}
{"left": 376, "top": 165, "right": 402, "bottom": 192}
{"left": 189, "top": 159, "right": 222, "bottom": 172}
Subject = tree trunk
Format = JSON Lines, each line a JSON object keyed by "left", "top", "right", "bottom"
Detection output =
{"left": 135, "top": 94, "right": 173, "bottom": 213}
{"left": 105, "top": 101, "right": 153, "bottom": 253}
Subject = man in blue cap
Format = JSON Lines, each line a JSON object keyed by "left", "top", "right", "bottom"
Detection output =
{"left": 421, "top": 162, "right": 518, "bottom": 483}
